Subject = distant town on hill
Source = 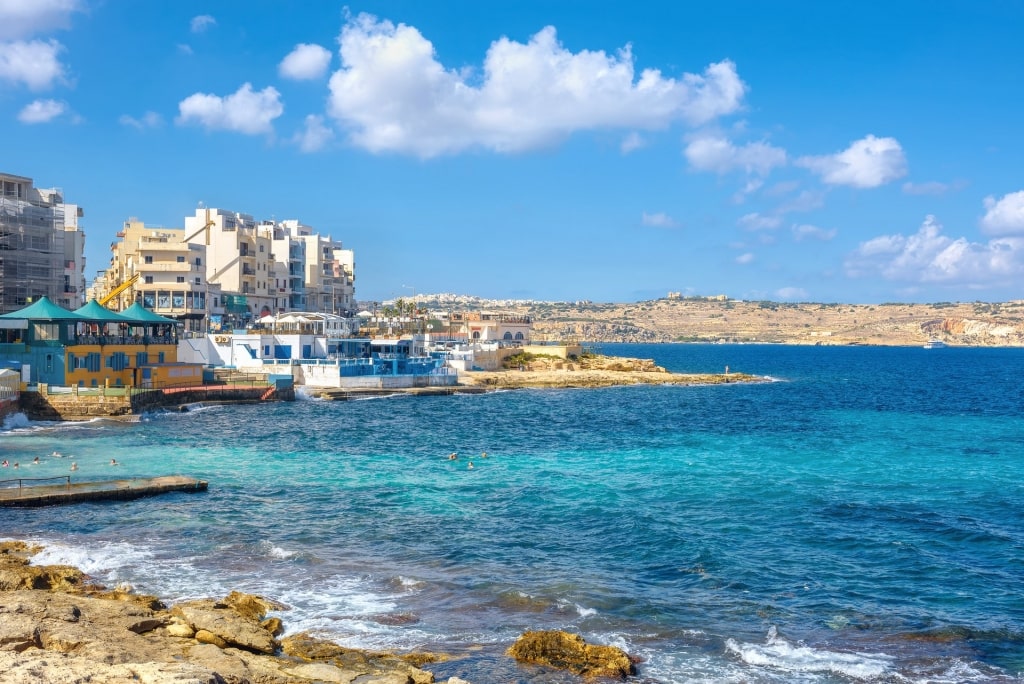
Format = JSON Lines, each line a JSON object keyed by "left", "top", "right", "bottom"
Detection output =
{"left": 378, "top": 294, "right": 1024, "bottom": 347}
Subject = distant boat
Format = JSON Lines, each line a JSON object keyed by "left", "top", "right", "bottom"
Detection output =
{"left": 923, "top": 339, "right": 947, "bottom": 349}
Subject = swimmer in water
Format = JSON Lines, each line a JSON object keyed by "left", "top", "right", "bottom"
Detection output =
{"left": 33, "top": 456, "right": 40, "bottom": 464}
{"left": 481, "top": 451, "right": 488, "bottom": 458}
{"left": 448, "top": 452, "right": 458, "bottom": 460}
{"left": 110, "top": 458, "right": 119, "bottom": 466}
{"left": 70, "top": 462, "right": 78, "bottom": 471}
{"left": 1, "top": 460, "right": 7, "bottom": 467}
{"left": 468, "top": 461, "right": 474, "bottom": 469}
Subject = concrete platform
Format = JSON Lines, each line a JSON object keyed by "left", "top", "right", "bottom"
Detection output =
{"left": 0, "top": 475, "right": 208, "bottom": 507}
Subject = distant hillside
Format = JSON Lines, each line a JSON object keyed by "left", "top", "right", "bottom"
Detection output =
{"left": 411, "top": 295, "right": 1024, "bottom": 346}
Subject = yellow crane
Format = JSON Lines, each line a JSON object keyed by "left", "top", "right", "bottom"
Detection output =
{"left": 99, "top": 272, "right": 140, "bottom": 308}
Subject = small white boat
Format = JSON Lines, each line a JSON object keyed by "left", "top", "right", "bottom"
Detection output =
{"left": 923, "top": 339, "right": 947, "bottom": 349}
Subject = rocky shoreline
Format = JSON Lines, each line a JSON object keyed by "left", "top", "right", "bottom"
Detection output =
{"left": 0, "top": 541, "right": 635, "bottom": 683}
{"left": 458, "top": 353, "right": 762, "bottom": 390}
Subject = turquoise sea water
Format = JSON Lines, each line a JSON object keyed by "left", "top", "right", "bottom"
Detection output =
{"left": 2, "top": 343, "right": 1023, "bottom": 683}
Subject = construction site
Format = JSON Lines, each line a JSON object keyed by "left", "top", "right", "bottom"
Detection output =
{"left": 0, "top": 172, "right": 85, "bottom": 314}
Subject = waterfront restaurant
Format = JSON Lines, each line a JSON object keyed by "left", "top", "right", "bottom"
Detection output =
{"left": 0, "top": 297, "right": 203, "bottom": 388}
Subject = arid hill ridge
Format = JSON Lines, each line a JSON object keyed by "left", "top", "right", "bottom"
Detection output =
{"left": 416, "top": 295, "right": 1024, "bottom": 347}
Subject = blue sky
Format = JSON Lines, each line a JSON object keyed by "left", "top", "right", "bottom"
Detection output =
{"left": 2, "top": 1, "right": 1023, "bottom": 304}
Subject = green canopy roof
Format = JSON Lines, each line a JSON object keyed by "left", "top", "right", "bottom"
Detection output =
{"left": 0, "top": 296, "right": 83, "bottom": 321}
{"left": 73, "top": 299, "right": 136, "bottom": 323}
{"left": 119, "top": 302, "right": 179, "bottom": 325}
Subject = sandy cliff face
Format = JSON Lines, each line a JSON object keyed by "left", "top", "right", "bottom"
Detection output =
{"left": 514, "top": 299, "right": 1024, "bottom": 346}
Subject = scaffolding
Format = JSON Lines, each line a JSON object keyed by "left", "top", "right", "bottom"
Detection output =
{"left": 0, "top": 174, "right": 67, "bottom": 314}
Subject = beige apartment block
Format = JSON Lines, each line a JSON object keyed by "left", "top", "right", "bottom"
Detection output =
{"left": 95, "top": 219, "right": 220, "bottom": 331}
{"left": 0, "top": 172, "right": 86, "bottom": 313}
{"left": 185, "top": 208, "right": 276, "bottom": 322}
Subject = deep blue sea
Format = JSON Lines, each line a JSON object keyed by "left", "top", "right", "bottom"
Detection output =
{"left": 3, "top": 344, "right": 1023, "bottom": 683}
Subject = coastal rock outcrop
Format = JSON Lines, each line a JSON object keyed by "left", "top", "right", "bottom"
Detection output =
{"left": 0, "top": 540, "right": 463, "bottom": 684}
{"left": 507, "top": 629, "right": 635, "bottom": 679}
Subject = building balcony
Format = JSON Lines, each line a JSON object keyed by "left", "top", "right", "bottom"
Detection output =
{"left": 141, "top": 262, "right": 194, "bottom": 272}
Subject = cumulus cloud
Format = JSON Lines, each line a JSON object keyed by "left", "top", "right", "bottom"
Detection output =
{"left": 791, "top": 223, "right": 836, "bottom": 241}
{"left": 980, "top": 190, "right": 1024, "bottom": 236}
{"left": 0, "top": 0, "right": 81, "bottom": 40}
{"left": 293, "top": 114, "right": 334, "bottom": 152}
{"left": 735, "top": 252, "right": 754, "bottom": 264}
{"left": 327, "top": 13, "right": 747, "bottom": 157}
{"left": 684, "top": 134, "right": 786, "bottom": 175}
{"left": 177, "top": 83, "right": 284, "bottom": 135}
{"left": 119, "top": 111, "right": 163, "bottom": 129}
{"left": 798, "top": 134, "right": 907, "bottom": 188}
{"left": 279, "top": 43, "right": 332, "bottom": 80}
{"left": 190, "top": 15, "right": 216, "bottom": 33}
{"left": 737, "top": 212, "right": 780, "bottom": 231}
{"left": 0, "top": 39, "right": 64, "bottom": 89}
{"left": 845, "top": 215, "right": 1024, "bottom": 285}
{"left": 641, "top": 212, "right": 679, "bottom": 228}
{"left": 776, "top": 287, "right": 808, "bottom": 300}
{"left": 17, "top": 97, "right": 64, "bottom": 123}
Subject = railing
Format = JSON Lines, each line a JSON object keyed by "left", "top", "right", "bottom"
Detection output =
{"left": 0, "top": 475, "right": 71, "bottom": 497}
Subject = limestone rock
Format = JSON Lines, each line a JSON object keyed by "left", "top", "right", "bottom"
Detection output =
{"left": 507, "top": 630, "right": 635, "bottom": 679}
{"left": 222, "top": 590, "right": 287, "bottom": 623}
{"left": 172, "top": 603, "right": 276, "bottom": 654}
{"left": 0, "top": 650, "right": 221, "bottom": 684}
{"left": 260, "top": 616, "right": 284, "bottom": 637}
{"left": 281, "top": 632, "right": 435, "bottom": 683}
{"left": 193, "top": 629, "right": 228, "bottom": 649}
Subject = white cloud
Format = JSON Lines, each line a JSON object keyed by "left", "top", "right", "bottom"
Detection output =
{"left": 620, "top": 131, "right": 646, "bottom": 154}
{"left": 776, "top": 287, "right": 808, "bottom": 300}
{"left": 0, "top": 39, "right": 64, "bottom": 89}
{"left": 190, "top": 15, "right": 216, "bottom": 33}
{"left": 177, "top": 43, "right": 193, "bottom": 56}
{"left": 177, "top": 83, "right": 284, "bottom": 135}
{"left": 737, "top": 212, "right": 780, "bottom": 231}
{"left": 293, "top": 114, "right": 334, "bottom": 152}
{"left": 279, "top": 43, "right": 332, "bottom": 80}
{"left": 641, "top": 212, "right": 678, "bottom": 228}
{"left": 845, "top": 214, "right": 1024, "bottom": 285}
{"left": 119, "top": 111, "right": 163, "bottom": 129}
{"left": 798, "top": 134, "right": 907, "bottom": 188}
{"left": 731, "top": 177, "right": 764, "bottom": 204}
{"left": 980, "top": 190, "right": 1024, "bottom": 236}
{"left": 0, "top": 0, "right": 81, "bottom": 40}
{"left": 17, "top": 97, "right": 64, "bottom": 123}
{"left": 735, "top": 252, "right": 754, "bottom": 264}
{"left": 684, "top": 134, "right": 786, "bottom": 175}
{"left": 327, "top": 14, "right": 747, "bottom": 157}
{"left": 791, "top": 223, "right": 836, "bottom": 241}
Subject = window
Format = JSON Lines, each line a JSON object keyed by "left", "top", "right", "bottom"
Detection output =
{"left": 176, "top": 255, "right": 185, "bottom": 263}
{"left": 145, "top": 276, "right": 154, "bottom": 284}
{"left": 176, "top": 276, "right": 185, "bottom": 283}
{"left": 136, "top": 352, "right": 148, "bottom": 366}
{"left": 259, "top": 244, "right": 264, "bottom": 252}
{"left": 195, "top": 277, "right": 201, "bottom": 285}
{"left": 144, "top": 255, "right": 153, "bottom": 264}
{"left": 195, "top": 257, "right": 202, "bottom": 266}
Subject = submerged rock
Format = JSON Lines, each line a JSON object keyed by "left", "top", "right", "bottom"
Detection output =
{"left": 507, "top": 629, "right": 635, "bottom": 679}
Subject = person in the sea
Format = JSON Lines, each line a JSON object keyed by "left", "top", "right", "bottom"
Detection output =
{"left": 32, "top": 456, "right": 40, "bottom": 464}
{"left": 70, "top": 462, "right": 78, "bottom": 471}
{"left": 481, "top": 451, "right": 488, "bottom": 458}
{"left": 448, "top": 452, "right": 458, "bottom": 460}
{"left": 110, "top": 458, "right": 119, "bottom": 466}
{"left": 12, "top": 462, "right": 18, "bottom": 468}
{"left": 1, "top": 459, "right": 7, "bottom": 467}
{"left": 468, "top": 461, "right": 474, "bottom": 469}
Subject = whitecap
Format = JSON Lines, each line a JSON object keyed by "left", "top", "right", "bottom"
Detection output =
{"left": 1, "top": 412, "right": 31, "bottom": 431}
{"left": 725, "top": 626, "right": 892, "bottom": 680}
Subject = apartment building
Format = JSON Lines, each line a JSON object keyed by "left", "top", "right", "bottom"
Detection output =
{"left": 97, "top": 219, "right": 220, "bottom": 331}
{"left": 0, "top": 172, "right": 86, "bottom": 313}
{"left": 185, "top": 208, "right": 276, "bottom": 323}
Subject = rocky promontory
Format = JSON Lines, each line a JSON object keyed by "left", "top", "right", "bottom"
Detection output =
{"left": 460, "top": 353, "right": 760, "bottom": 389}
